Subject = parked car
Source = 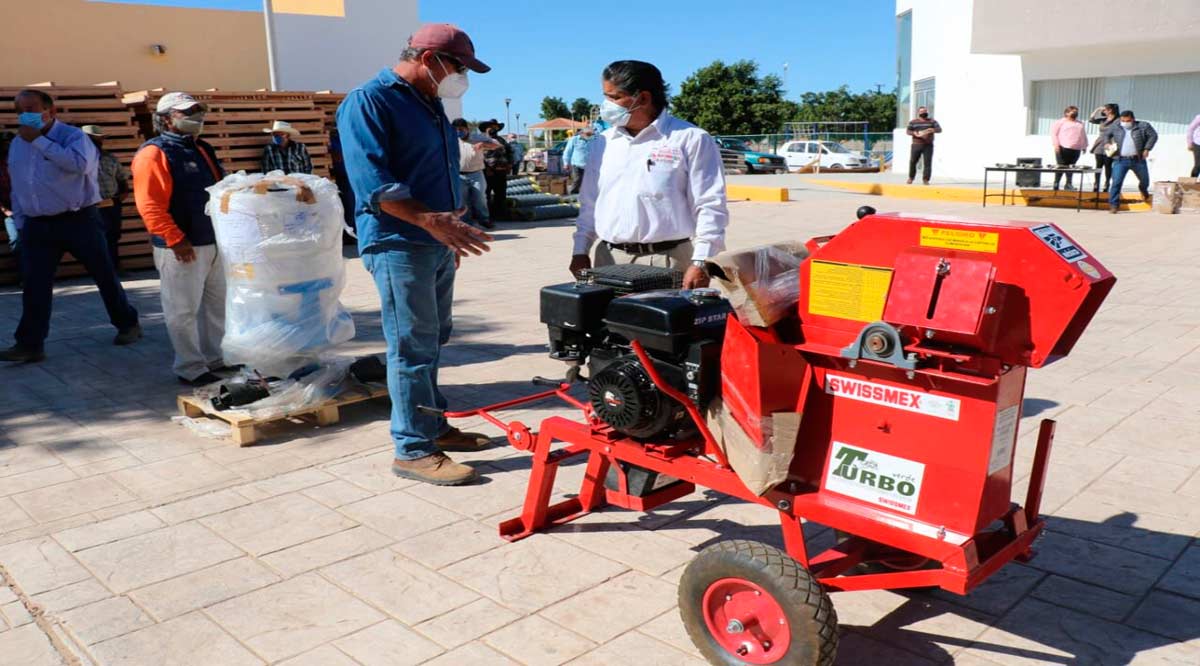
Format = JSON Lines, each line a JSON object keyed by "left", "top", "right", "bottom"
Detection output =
{"left": 779, "top": 140, "right": 872, "bottom": 171}
{"left": 714, "top": 137, "right": 787, "bottom": 174}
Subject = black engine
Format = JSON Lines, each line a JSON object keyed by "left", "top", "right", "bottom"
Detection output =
{"left": 541, "top": 265, "right": 732, "bottom": 440}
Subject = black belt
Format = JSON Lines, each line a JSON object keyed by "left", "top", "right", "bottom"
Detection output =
{"left": 29, "top": 205, "right": 97, "bottom": 222}
{"left": 603, "top": 238, "right": 688, "bottom": 255}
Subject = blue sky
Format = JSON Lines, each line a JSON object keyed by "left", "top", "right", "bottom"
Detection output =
{"left": 104, "top": 0, "right": 897, "bottom": 131}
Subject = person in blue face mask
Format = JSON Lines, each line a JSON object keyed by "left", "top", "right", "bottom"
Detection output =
{"left": 260, "top": 121, "right": 313, "bottom": 175}
{"left": 1, "top": 89, "right": 141, "bottom": 363}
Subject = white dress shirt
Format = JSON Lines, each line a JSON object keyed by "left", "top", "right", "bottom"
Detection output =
{"left": 573, "top": 111, "right": 728, "bottom": 261}
{"left": 7, "top": 120, "right": 101, "bottom": 226}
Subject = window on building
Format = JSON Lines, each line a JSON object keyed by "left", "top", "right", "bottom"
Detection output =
{"left": 895, "top": 11, "right": 912, "bottom": 129}
{"left": 914, "top": 77, "right": 936, "bottom": 119}
{"left": 1029, "top": 72, "right": 1200, "bottom": 135}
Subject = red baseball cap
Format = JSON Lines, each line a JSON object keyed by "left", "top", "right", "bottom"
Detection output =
{"left": 408, "top": 24, "right": 490, "bottom": 74}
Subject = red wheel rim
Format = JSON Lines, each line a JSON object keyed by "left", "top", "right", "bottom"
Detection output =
{"left": 701, "top": 577, "right": 791, "bottom": 664}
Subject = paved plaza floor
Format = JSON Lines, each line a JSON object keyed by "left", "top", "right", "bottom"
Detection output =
{"left": 1, "top": 185, "right": 1198, "bottom": 665}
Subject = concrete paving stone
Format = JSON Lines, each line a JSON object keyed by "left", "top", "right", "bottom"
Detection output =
{"left": 1126, "top": 590, "right": 1200, "bottom": 643}
{"left": 835, "top": 629, "right": 942, "bottom": 665}
{"left": 1100, "top": 454, "right": 1196, "bottom": 492}
{"left": 42, "top": 436, "right": 129, "bottom": 468}
{"left": 422, "top": 641, "right": 521, "bottom": 666}
{"left": 299, "top": 478, "right": 375, "bottom": 508}
{"left": 148, "top": 487, "right": 250, "bottom": 525}
{"left": 847, "top": 593, "right": 998, "bottom": 663}
{"left": 413, "top": 597, "right": 521, "bottom": 649}
{"left": 567, "top": 630, "right": 710, "bottom": 666}
{"left": 275, "top": 644, "right": 359, "bottom": 666}
{"left": 404, "top": 465, "right": 530, "bottom": 520}
{"left": 90, "top": 611, "right": 264, "bottom": 666}
{"left": 1071, "top": 478, "right": 1200, "bottom": 523}
{"left": 225, "top": 450, "right": 313, "bottom": 481}
{"left": 1028, "top": 574, "right": 1139, "bottom": 623}
{"left": 128, "top": 557, "right": 281, "bottom": 620}
{"left": 0, "top": 598, "right": 35, "bottom": 628}
{"left": 928, "top": 562, "right": 1045, "bottom": 617}
{"left": 961, "top": 597, "right": 1200, "bottom": 666}
{"left": 549, "top": 520, "right": 703, "bottom": 577}
{"left": 1047, "top": 496, "right": 1194, "bottom": 560}
{"left": 0, "top": 496, "right": 35, "bottom": 534}
{"left": 443, "top": 533, "right": 628, "bottom": 614}
{"left": 485, "top": 614, "right": 596, "bottom": 666}
{"left": 28, "top": 578, "right": 111, "bottom": 615}
{"left": 391, "top": 519, "right": 504, "bottom": 571}
{"left": 59, "top": 595, "right": 154, "bottom": 645}
{"left": 0, "top": 537, "right": 91, "bottom": 595}
{"left": 73, "top": 522, "right": 242, "bottom": 593}
{"left": 108, "top": 452, "right": 239, "bottom": 501}
{"left": 199, "top": 492, "right": 357, "bottom": 556}
{"left": 233, "top": 468, "right": 337, "bottom": 502}
{"left": 639, "top": 610, "right": 703, "bottom": 658}
{"left": 0, "top": 444, "right": 62, "bottom": 479}
{"left": 541, "top": 571, "right": 678, "bottom": 643}
{"left": 117, "top": 434, "right": 219, "bottom": 465}
{"left": 67, "top": 452, "right": 142, "bottom": 478}
{"left": 0, "top": 623, "right": 66, "bottom": 666}
{"left": 207, "top": 572, "right": 383, "bottom": 662}
{"left": 53, "top": 509, "right": 164, "bottom": 552}
{"left": 320, "top": 548, "right": 479, "bottom": 625}
{"left": 337, "top": 489, "right": 461, "bottom": 541}
{"left": 1173, "top": 468, "right": 1200, "bottom": 500}
{"left": 0, "top": 465, "right": 79, "bottom": 499}
{"left": 332, "top": 619, "right": 445, "bottom": 666}
{"left": 260, "top": 525, "right": 392, "bottom": 578}
{"left": 1024, "top": 531, "right": 1174, "bottom": 596}
{"left": 324, "top": 450, "right": 418, "bottom": 494}
{"left": 1158, "top": 544, "right": 1200, "bottom": 601}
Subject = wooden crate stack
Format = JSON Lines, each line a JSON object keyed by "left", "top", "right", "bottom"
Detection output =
{"left": 313, "top": 91, "right": 345, "bottom": 136}
{"left": 0, "top": 83, "right": 153, "bottom": 285}
{"left": 124, "top": 90, "right": 332, "bottom": 179}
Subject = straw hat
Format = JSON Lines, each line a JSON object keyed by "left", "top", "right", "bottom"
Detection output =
{"left": 81, "top": 125, "right": 105, "bottom": 137}
{"left": 263, "top": 121, "right": 301, "bottom": 138}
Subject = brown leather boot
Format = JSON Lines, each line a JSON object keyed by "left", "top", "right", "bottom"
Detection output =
{"left": 392, "top": 452, "right": 479, "bottom": 486}
{"left": 435, "top": 427, "right": 493, "bottom": 452}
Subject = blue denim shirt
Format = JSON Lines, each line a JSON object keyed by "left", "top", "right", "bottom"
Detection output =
{"left": 336, "top": 68, "right": 461, "bottom": 252}
{"left": 6, "top": 120, "right": 100, "bottom": 225}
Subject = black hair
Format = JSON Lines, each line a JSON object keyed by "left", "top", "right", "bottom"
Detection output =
{"left": 1119, "top": 109, "right": 1135, "bottom": 119}
{"left": 602, "top": 60, "right": 667, "bottom": 112}
{"left": 14, "top": 89, "right": 54, "bottom": 109}
{"left": 451, "top": 118, "right": 468, "bottom": 128}
{"left": 1104, "top": 103, "right": 1120, "bottom": 115}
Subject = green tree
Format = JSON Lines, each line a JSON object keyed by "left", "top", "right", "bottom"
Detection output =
{"left": 570, "top": 97, "right": 594, "bottom": 120}
{"left": 540, "top": 96, "right": 570, "bottom": 120}
{"left": 671, "top": 60, "right": 799, "bottom": 135}
{"left": 793, "top": 86, "right": 898, "bottom": 132}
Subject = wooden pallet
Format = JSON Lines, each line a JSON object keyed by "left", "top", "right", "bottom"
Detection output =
{"left": 177, "top": 383, "right": 389, "bottom": 446}
{"left": 1, "top": 83, "right": 149, "bottom": 285}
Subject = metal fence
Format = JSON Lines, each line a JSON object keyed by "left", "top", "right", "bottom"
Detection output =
{"left": 721, "top": 132, "right": 896, "bottom": 170}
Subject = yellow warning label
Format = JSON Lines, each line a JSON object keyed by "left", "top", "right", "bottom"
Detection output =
{"left": 809, "top": 261, "right": 894, "bottom": 322}
{"left": 229, "top": 264, "right": 255, "bottom": 280}
{"left": 919, "top": 227, "right": 999, "bottom": 253}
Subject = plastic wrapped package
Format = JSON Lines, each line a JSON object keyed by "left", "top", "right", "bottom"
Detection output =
{"left": 706, "top": 241, "right": 809, "bottom": 327}
{"left": 191, "top": 357, "right": 353, "bottom": 421}
{"left": 705, "top": 398, "right": 801, "bottom": 496}
{"left": 207, "top": 171, "right": 355, "bottom": 376}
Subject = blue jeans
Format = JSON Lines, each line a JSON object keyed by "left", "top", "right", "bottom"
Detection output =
{"left": 459, "top": 171, "right": 489, "bottom": 225}
{"left": 362, "top": 244, "right": 455, "bottom": 460}
{"left": 16, "top": 207, "right": 138, "bottom": 351}
{"left": 1108, "top": 156, "right": 1150, "bottom": 207}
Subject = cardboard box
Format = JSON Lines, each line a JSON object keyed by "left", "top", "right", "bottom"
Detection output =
{"left": 1179, "top": 177, "right": 1200, "bottom": 214}
{"left": 706, "top": 241, "right": 809, "bottom": 327}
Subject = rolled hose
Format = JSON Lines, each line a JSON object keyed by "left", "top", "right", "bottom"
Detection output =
{"left": 506, "top": 193, "right": 564, "bottom": 207}
{"left": 511, "top": 203, "right": 580, "bottom": 221}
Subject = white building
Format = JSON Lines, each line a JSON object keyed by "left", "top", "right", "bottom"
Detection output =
{"left": 893, "top": 0, "right": 1200, "bottom": 183}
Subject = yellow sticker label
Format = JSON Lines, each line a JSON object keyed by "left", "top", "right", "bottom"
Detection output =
{"left": 229, "top": 264, "right": 255, "bottom": 280}
{"left": 919, "top": 227, "right": 999, "bottom": 253}
{"left": 809, "top": 261, "right": 894, "bottom": 322}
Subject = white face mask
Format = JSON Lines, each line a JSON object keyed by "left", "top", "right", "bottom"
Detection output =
{"left": 430, "top": 56, "right": 469, "bottom": 99}
{"left": 1120, "top": 121, "right": 1133, "bottom": 129}
{"left": 600, "top": 98, "right": 638, "bottom": 128}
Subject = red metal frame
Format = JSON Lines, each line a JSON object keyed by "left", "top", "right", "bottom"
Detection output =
{"left": 439, "top": 379, "right": 1056, "bottom": 595}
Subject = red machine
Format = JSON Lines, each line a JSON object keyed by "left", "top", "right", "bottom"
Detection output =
{"left": 436, "top": 210, "right": 1114, "bottom": 665}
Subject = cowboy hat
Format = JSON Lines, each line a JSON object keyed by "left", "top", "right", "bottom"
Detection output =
{"left": 478, "top": 118, "right": 505, "bottom": 132}
{"left": 263, "top": 120, "right": 301, "bottom": 138}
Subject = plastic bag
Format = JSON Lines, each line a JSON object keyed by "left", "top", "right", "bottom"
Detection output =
{"left": 190, "top": 357, "right": 354, "bottom": 421}
{"left": 706, "top": 242, "right": 808, "bottom": 327}
{"left": 207, "top": 171, "right": 355, "bottom": 376}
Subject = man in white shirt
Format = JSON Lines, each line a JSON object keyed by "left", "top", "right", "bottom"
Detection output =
{"left": 569, "top": 60, "right": 728, "bottom": 289}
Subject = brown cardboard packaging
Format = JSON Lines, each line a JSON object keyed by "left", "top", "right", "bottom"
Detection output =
{"left": 705, "top": 242, "right": 809, "bottom": 327}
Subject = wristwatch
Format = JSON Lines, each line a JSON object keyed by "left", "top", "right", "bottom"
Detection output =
{"left": 690, "top": 260, "right": 708, "bottom": 273}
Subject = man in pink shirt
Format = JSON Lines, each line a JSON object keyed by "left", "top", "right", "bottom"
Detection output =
{"left": 1187, "top": 113, "right": 1200, "bottom": 178}
{"left": 1051, "top": 105, "right": 1088, "bottom": 191}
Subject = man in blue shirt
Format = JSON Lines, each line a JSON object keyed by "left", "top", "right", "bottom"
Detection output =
{"left": 337, "top": 24, "right": 493, "bottom": 486}
{"left": 2, "top": 90, "right": 140, "bottom": 363}
{"left": 562, "top": 126, "right": 595, "bottom": 194}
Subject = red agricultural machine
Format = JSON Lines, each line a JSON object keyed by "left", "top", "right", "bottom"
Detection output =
{"left": 435, "top": 209, "right": 1114, "bottom": 665}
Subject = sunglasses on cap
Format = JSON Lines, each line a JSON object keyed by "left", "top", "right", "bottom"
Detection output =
{"left": 436, "top": 54, "right": 468, "bottom": 74}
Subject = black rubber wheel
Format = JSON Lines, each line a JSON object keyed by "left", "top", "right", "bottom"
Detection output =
{"left": 679, "top": 540, "right": 837, "bottom": 666}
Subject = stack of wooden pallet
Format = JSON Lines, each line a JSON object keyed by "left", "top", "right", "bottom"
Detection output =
{"left": 313, "top": 91, "right": 345, "bottom": 136}
{"left": 124, "top": 90, "right": 332, "bottom": 179}
{"left": 0, "top": 83, "right": 154, "bottom": 285}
